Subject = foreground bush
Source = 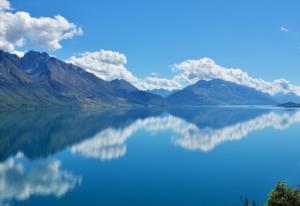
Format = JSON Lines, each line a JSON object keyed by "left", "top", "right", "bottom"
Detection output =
{"left": 265, "top": 181, "right": 300, "bottom": 206}
{"left": 240, "top": 181, "right": 300, "bottom": 206}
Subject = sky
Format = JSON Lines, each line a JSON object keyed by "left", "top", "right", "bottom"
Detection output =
{"left": 1, "top": 0, "right": 300, "bottom": 94}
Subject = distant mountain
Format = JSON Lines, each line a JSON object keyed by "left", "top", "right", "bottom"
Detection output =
{"left": 167, "top": 79, "right": 277, "bottom": 105}
{"left": 0, "top": 50, "right": 164, "bottom": 108}
{"left": 278, "top": 102, "right": 300, "bottom": 108}
{"left": 148, "top": 88, "right": 179, "bottom": 97}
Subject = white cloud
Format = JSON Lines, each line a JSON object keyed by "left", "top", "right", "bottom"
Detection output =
{"left": 0, "top": 153, "right": 81, "bottom": 205}
{"left": 67, "top": 50, "right": 138, "bottom": 84}
{"left": 0, "top": 0, "right": 82, "bottom": 52}
{"left": 141, "top": 76, "right": 181, "bottom": 90}
{"left": 280, "top": 26, "right": 289, "bottom": 32}
{"left": 11, "top": 50, "right": 24, "bottom": 57}
{"left": 173, "top": 57, "right": 300, "bottom": 96}
{"left": 66, "top": 50, "right": 182, "bottom": 91}
{"left": 0, "top": 0, "right": 10, "bottom": 10}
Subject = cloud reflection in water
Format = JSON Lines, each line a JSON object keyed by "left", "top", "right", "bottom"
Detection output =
{"left": 0, "top": 153, "right": 81, "bottom": 206}
{"left": 70, "top": 109, "right": 300, "bottom": 160}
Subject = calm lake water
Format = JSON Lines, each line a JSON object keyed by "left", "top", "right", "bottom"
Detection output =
{"left": 1, "top": 107, "right": 300, "bottom": 206}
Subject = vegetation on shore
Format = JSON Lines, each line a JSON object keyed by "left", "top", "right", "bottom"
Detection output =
{"left": 241, "top": 181, "right": 300, "bottom": 206}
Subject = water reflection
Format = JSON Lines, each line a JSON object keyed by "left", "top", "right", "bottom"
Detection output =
{"left": 172, "top": 109, "right": 300, "bottom": 152}
{"left": 0, "top": 109, "right": 162, "bottom": 161}
{"left": 69, "top": 115, "right": 178, "bottom": 160}
{"left": 70, "top": 108, "right": 300, "bottom": 159}
{"left": 0, "top": 153, "right": 81, "bottom": 206}
{"left": 0, "top": 107, "right": 300, "bottom": 205}
{"left": 1, "top": 108, "right": 300, "bottom": 162}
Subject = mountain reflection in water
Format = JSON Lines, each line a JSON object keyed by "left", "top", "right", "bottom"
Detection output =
{"left": 0, "top": 107, "right": 300, "bottom": 205}
{"left": 0, "top": 108, "right": 300, "bottom": 161}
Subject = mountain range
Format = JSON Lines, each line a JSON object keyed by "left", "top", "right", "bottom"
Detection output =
{"left": 0, "top": 50, "right": 163, "bottom": 108}
{"left": 0, "top": 50, "right": 297, "bottom": 108}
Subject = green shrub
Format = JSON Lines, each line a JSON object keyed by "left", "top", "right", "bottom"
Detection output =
{"left": 265, "top": 181, "right": 300, "bottom": 206}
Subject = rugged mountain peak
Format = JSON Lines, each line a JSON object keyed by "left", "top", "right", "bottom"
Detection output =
{"left": 23, "top": 50, "right": 50, "bottom": 59}
{"left": 20, "top": 50, "right": 50, "bottom": 73}
{"left": 0, "top": 50, "right": 165, "bottom": 108}
{"left": 0, "top": 50, "right": 20, "bottom": 65}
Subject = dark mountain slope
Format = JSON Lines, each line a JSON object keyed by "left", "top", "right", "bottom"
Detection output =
{"left": 20, "top": 51, "right": 119, "bottom": 106}
{"left": 0, "top": 50, "right": 164, "bottom": 108}
{"left": 109, "top": 79, "right": 165, "bottom": 106}
{"left": 0, "top": 51, "right": 71, "bottom": 108}
{"left": 110, "top": 79, "right": 139, "bottom": 93}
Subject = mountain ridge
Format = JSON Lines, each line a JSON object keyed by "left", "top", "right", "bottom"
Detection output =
{"left": 167, "top": 79, "right": 277, "bottom": 105}
{"left": 0, "top": 50, "right": 164, "bottom": 108}
{"left": 0, "top": 50, "right": 288, "bottom": 108}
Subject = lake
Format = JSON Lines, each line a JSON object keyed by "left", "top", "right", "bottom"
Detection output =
{"left": 0, "top": 107, "right": 300, "bottom": 206}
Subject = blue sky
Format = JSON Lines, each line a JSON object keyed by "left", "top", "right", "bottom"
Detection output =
{"left": 2, "top": 0, "right": 300, "bottom": 93}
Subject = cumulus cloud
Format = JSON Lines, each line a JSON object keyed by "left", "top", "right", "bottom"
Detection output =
{"left": 173, "top": 57, "right": 300, "bottom": 96}
{"left": 141, "top": 77, "right": 182, "bottom": 90}
{"left": 66, "top": 50, "right": 182, "bottom": 91}
{"left": 0, "top": 0, "right": 82, "bottom": 52}
{"left": 67, "top": 50, "right": 138, "bottom": 83}
{"left": 0, "top": 0, "right": 10, "bottom": 10}
{"left": 0, "top": 153, "right": 81, "bottom": 205}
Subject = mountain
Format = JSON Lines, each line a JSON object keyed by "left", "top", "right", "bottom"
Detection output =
{"left": 278, "top": 102, "right": 300, "bottom": 108}
{"left": 0, "top": 50, "right": 164, "bottom": 108}
{"left": 110, "top": 79, "right": 139, "bottom": 93}
{"left": 167, "top": 79, "right": 277, "bottom": 105}
{"left": 0, "top": 50, "right": 287, "bottom": 108}
{"left": 0, "top": 50, "right": 69, "bottom": 108}
{"left": 148, "top": 88, "right": 179, "bottom": 97}
{"left": 110, "top": 79, "right": 165, "bottom": 106}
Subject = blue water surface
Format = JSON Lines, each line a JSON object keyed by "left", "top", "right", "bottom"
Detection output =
{"left": 0, "top": 107, "right": 300, "bottom": 206}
